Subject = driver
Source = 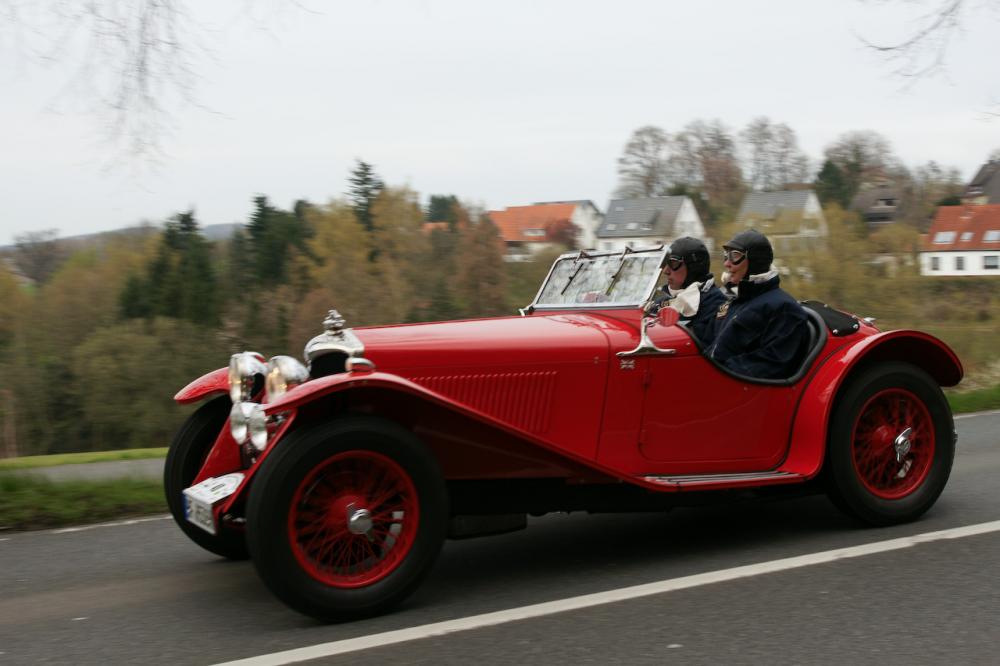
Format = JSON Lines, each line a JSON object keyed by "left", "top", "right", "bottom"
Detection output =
{"left": 649, "top": 237, "right": 725, "bottom": 343}
{"left": 706, "top": 230, "right": 809, "bottom": 379}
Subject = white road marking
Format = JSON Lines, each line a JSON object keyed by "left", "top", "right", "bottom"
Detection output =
{"left": 954, "top": 408, "right": 1000, "bottom": 420}
{"left": 71, "top": 617, "right": 88, "bottom": 621}
{"left": 49, "top": 515, "right": 171, "bottom": 534}
{"left": 214, "top": 519, "right": 1000, "bottom": 666}
{"left": 0, "top": 537, "right": 9, "bottom": 542}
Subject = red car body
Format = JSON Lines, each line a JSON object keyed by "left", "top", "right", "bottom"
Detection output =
{"left": 168, "top": 245, "right": 962, "bottom": 621}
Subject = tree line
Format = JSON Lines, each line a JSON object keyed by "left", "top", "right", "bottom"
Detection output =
{"left": 0, "top": 160, "right": 538, "bottom": 457}
{"left": 614, "top": 117, "right": 972, "bottom": 231}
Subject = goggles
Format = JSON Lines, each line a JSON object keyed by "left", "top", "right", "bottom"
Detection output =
{"left": 722, "top": 249, "right": 747, "bottom": 265}
{"left": 665, "top": 256, "right": 684, "bottom": 271}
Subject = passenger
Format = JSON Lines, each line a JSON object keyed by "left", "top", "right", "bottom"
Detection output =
{"left": 707, "top": 230, "right": 810, "bottom": 380}
{"left": 649, "top": 237, "right": 725, "bottom": 343}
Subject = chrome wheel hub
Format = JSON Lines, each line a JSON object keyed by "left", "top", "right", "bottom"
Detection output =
{"left": 894, "top": 427, "right": 913, "bottom": 464}
{"left": 347, "top": 506, "right": 374, "bottom": 535}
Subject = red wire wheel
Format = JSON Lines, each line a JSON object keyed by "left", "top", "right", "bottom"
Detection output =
{"left": 288, "top": 450, "right": 420, "bottom": 588}
{"left": 850, "top": 388, "right": 935, "bottom": 500}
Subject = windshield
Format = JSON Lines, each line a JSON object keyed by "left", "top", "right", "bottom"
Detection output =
{"left": 531, "top": 246, "right": 667, "bottom": 309}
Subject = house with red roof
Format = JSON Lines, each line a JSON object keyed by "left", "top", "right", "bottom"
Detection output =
{"left": 920, "top": 205, "right": 1000, "bottom": 276}
{"left": 486, "top": 201, "right": 602, "bottom": 261}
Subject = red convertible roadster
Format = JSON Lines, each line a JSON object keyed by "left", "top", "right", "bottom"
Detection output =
{"left": 166, "top": 244, "right": 961, "bottom": 621}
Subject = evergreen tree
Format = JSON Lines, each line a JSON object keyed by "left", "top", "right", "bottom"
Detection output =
{"left": 245, "top": 196, "right": 314, "bottom": 287}
{"left": 122, "top": 210, "right": 219, "bottom": 327}
{"left": 348, "top": 160, "right": 383, "bottom": 233}
{"left": 815, "top": 160, "right": 850, "bottom": 208}
{"left": 427, "top": 195, "right": 460, "bottom": 227}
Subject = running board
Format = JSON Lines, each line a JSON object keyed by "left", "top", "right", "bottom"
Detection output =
{"left": 640, "top": 470, "right": 805, "bottom": 490}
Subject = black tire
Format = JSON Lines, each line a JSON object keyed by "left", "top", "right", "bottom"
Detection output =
{"left": 246, "top": 416, "right": 448, "bottom": 622}
{"left": 164, "top": 396, "right": 249, "bottom": 559}
{"left": 825, "top": 361, "right": 954, "bottom": 526}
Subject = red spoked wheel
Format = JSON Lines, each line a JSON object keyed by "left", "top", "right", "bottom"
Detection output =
{"left": 247, "top": 416, "right": 447, "bottom": 622}
{"left": 826, "top": 362, "right": 954, "bottom": 526}
{"left": 850, "top": 388, "right": 935, "bottom": 500}
{"left": 289, "top": 451, "right": 419, "bottom": 588}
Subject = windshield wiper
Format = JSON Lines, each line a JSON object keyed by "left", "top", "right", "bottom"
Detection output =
{"left": 560, "top": 261, "right": 585, "bottom": 295}
{"left": 604, "top": 247, "right": 635, "bottom": 295}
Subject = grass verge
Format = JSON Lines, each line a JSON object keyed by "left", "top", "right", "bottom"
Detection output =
{"left": 0, "top": 474, "right": 166, "bottom": 532}
{"left": 947, "top": 384, "right": 1000, "bottom": 415}
{"left": 0, "top": 447, "right": 168, "bottom": 471}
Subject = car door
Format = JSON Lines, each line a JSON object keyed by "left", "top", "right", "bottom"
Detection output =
{"left": 636, "top": 324, "right": 803, "bottom": 475}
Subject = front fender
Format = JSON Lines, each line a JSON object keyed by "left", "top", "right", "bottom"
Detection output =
{"left": 782, "top": 330, "right": 962, "bottom": 478}
{"left": 174, "top": 367, "right": 228, "bottom": 405}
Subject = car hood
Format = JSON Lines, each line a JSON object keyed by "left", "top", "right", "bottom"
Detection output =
{"left": 352, "top": 313, "right": 631, "bottom": 372}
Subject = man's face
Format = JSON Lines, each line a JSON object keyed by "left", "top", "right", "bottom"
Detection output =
{"left": 723, "top": 247, "right": 749, "bottom": 283}
{"left": 663, "top": 259, "right": 688, "bottom": 290}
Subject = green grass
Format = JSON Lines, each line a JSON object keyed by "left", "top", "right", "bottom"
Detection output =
{"left": 947, "top": 384, "right": 1000, "bottom": 415}
{"left": 0, "top": 447, "right": 168, "bottom": 471}
{"left": 0, "top": 474, "right": 166, "bottom": 531}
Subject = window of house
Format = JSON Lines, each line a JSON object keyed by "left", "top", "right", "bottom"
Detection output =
{"left": 984, "top": 230, "right": 1000, "bottom": 242}
{"left": 878, "top": 198, "right": 897, "bottom": 206}
{"left": 933, "top": 231, "right": 956, "bottom": 244}
{"left": 955, "top": 256, "right": 965, "bottom": 271}
{"left": 960, "top": 232, "right": 974, "bottom": 241}
{"left": 985, "top": 256, "right": 1000, "bottom": 270}
{"left": 615, "top": 206, "right": 625, "bottom": 212}
{"left": 606, "top": 223, "right": 617, "bottom": 231}
{"left": 930, "top": 257, "right": 940, "bottom": 271}
{"left": 523, "top": 228, "right": 545, "bottom": 237}
{"left": 626, "top": 222, "right": 638, "bottom": 230}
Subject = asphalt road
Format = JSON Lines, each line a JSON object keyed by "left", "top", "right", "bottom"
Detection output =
{"left": 2, "top": 411, "right": 998, "bottom": 666}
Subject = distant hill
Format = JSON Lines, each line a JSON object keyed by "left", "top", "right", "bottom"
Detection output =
{"left": 1, "top": 222, "right": 245, "bottom": 252}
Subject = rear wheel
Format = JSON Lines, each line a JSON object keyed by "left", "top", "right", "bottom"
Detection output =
{"left": 826, "top": 362, "right": 954, "bottom": 525}
{"left": 164, "top": 396, "right": 249, "bottom": 559}
{"left": 246, "top": 416, "right": 447, "bottom": 622}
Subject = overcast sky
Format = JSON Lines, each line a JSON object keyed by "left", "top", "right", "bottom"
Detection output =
{"left": 2, "top": 0, "right": 998, "bottom": 245}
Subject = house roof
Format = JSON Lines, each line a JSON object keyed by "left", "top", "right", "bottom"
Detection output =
{"left": 965, "top": 160, "right": 1000, "bottom": 202}
{"left": 486, "top": 203, "right": 577, "bottom": 243}
{"left": 738, "top": 190, "right": 814, "bottom": 219}
{"left": 737, "top": 190, "right": 819, "bottom": 235}
{"left": 595, "top": 196, "right": 688, "bottom": 238}
{"left": 922, "top": 204, "right": 1000, "bottom": 251}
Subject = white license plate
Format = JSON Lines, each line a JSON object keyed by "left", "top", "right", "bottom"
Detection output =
{"left": 182, "top": 473, "right": 245, "bottom": 536}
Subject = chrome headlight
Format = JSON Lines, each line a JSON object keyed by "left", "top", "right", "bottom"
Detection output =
{"left": 228, "top": 352, "right": 266, "bottom": 403}
{"left": 248, "top": 404, "right": 269, "bottom": 452}
{"left": 230, "top": 401, "right": 270, "bottom": 452}
{"left": 229, "top": 401, "right": 254, "bottom": 443}
{"left": 265, "top": 355, "right": 310, "bottom": 399}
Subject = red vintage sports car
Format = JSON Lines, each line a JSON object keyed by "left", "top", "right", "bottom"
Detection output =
{"left": 166, "top": 244, "right": 961, "bottom": 621}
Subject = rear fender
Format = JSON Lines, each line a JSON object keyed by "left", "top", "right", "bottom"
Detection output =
{"left": 783, "top": 330, "right": 962, "bottom": 478}
{"left": 175, "top": 368, "right": 228, "bottom": 404}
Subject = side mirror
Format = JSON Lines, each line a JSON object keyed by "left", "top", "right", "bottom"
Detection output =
{"left": 657, "top": 307, "right": 680, "bottom": 328}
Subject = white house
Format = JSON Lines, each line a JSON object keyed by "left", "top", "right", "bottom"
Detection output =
{"left": 594, "top": 196, "right": 706, "bottom": 253}
{"left": 736, "top": 190, "right": 827, "bottom": 252}
{"left": 920, "top": 204, "right": 1000, "bottom": 276}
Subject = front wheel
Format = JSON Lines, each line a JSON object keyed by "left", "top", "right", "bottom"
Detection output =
{"left": 246, "top": 416, "right": 448, "bottom": 622}
{"left": 164, "top": 396, "right": 249, "bottom": 559}
{"left": 825, "top": 361, "right": 954, "bottom": 526}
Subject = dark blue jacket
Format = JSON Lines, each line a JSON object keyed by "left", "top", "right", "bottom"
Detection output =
{"left": 706, "top": 274, "right": 809, "bottom": 379}
{"left": 687, "top": 282, "right": 726, "bottom": 344}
